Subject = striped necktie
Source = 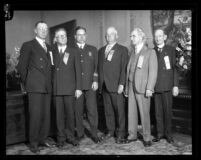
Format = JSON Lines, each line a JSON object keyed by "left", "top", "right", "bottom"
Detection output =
{"left": 42, "top": 41, "right": 47, "bottom": 52}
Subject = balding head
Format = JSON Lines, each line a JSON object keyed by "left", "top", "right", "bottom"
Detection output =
{"left": 105, "top": 26, "right": 118, "bottom": 44}
{"left": 154, "top": 28, "right": 167, "bottom": 46}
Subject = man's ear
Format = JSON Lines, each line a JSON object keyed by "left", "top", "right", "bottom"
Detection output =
{"left": 164, "top": 34, "right": 167, "bottom": 41}
{"left": 116, "top": 34, "right": 119, "bottom": 39}
{"left": 34, "top": 28, "right": 37, "bottom": 34}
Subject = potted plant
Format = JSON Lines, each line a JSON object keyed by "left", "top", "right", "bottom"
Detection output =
{"left": 6, "top": 46, "right": 23, "bottom": 92}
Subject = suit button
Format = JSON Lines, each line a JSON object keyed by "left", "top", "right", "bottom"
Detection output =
{"left": 81, "top": 54, "right": 83, "bottom": 57}
{"left": 81, "top": 60, "right": 84, "bottom": 63}
{"left": 57, "top": 68, "right": 59, "bottom": 71}
{"left": 40, "top": 58, "right": 43, "bottom": 61}
{"left": 82, "top": 73, "right": 84, "bottom": 75}
{"left": 40, "top": 66, "right": 43, "bottom": 68}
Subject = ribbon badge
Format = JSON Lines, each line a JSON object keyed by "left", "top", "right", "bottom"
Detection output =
{"left": 88, "top": 51, "right": 92, "bottom": 57}
{"left": 109, "top": 50, "right": 114, "bottom": 55}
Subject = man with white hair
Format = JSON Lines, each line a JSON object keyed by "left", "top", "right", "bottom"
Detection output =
{"left": 98, "top": 27, "right": 129, "bottom": 144}
{"left": 125, "top": 27, "right": 158, "bottom": 147}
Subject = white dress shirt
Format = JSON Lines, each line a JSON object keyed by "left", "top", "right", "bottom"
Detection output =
{"left": 77, "top": 43, "right": 85, "bottom": 49}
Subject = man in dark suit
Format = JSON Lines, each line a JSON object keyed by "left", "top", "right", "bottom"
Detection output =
{"left": 125, "top": 27, "right": 158, "bottom": 147}
{"left": 98, "top": 27, "right": 128, "bottom": 144}
{"left": 17, "top": 21, "right": 54, "bottom": 153}
{"left": 152, "top": 28, "right": 179, "bottom": 144}
{"left": 74, "top": 26, "right": 102, "bottom": 143}
{"left": 52, "top": 28, "right": 82, "bottom": 148}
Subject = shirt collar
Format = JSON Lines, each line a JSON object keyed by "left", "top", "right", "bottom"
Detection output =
{"left": 58, "top": 45, "right": 67, "bottom": 53}
{"left": 135, "top": 42, "right": 144, "bottom": 54}
{"left": 77, "top": 43, "right": 85, "bottom": 48}
{"left": 157, "top": 43, "right": 165, "bottom": 49}
{"left": 107, "top": 42, "right": 116, "bottom": 49}
{"left": 35, "top": 36, "right": 46, "bottom": 47}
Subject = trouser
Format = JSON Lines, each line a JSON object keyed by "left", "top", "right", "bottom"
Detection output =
{"left": 154, "top": 91, "right": 173, "bottom": 138}
{"left": 54, "top": 95, "right": 75, "bottom": 142}
{"left": 102, "top": 83, "right": 126, "bottom": 138}
{"left": 128, "top": 81, "right": 151, "bottom": 141}
{"left": 28, "top": 93, "right": 51, "bottom": 146}
{"left": 75, "top": 89, "right": 98, "bottom": 137}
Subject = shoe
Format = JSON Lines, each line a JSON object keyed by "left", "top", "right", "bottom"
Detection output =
{"left": 98, "top": 134, "right": 105, "bottom": 141}
{"left": 127, "top": 138, "right": 137, "bottom": 143}
{"left": 127, "top": 134, "right": 137, "bottom": 143}
{"left": 152, "top": 136, "right": 164, "bottom": 142}
{"left": 104, "top": 133, "right": 113, "bottom": 140}
{"left": 143, "top": 140, "right": 152, "bottom": 147}
{"left": 39, "top": 141, "right": 53, "bottom": 147}
{"left": 66, "top": 138, "right": 80, "bottom": 146}
{"left": 57, "top": 141, "right": 65, "bottom": 149}
{"left": 91, "top": 135, "right": 101, "bottom": 143}
{"left": 116, "top": 137, "right": 130, "bottom": 144}
{"left": 166, "top": 137, "right": 174, "bottom": 144}
{"left": 29, "top": 145, "right": 40, "bottom": 154}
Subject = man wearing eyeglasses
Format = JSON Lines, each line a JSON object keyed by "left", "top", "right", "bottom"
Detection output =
{"left": 52, "top": 28, "right": 82, "bottom": 148}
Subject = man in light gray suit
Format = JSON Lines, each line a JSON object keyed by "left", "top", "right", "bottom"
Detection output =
{"left": 125, "top": 28, "right": 158, "bottom": 147}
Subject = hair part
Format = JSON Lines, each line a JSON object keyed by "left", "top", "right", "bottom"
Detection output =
{"left": 34, "top": 21, "right": 48, "bottom": 28}
{"left": 54, "top": 28, "right": 67, "bottom": 37}
{"left": 75, "top": 26, "right": 87, "bottom": 35}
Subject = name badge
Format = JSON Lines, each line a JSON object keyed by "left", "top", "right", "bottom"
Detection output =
{"left": 63, "top": 52, "right": 69, "bottom": 65}
{"left": 107, "top": 50, "right": 114, "bottom": 61}
{"left": 137, "top": 55, "right": 144, "bottom": 68}
{"left": 164, "top": 56, "right": 171, "bottom": 69}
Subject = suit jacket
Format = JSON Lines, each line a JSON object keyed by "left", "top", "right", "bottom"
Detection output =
{"left": 73, "top": 44, "right": 98, "bottom": 90}
{"left": 126, "top": 45, "right": 158, "bottom": 94}
{"left": 98, "top": 43, "right": 128, "bottom": 93}
{"left": 17, "top": 39, "right": 53, "bottom": 93}
{"left": 154, "top": 45, "right": 179, "bottom": 92}
{"left": 52, "top": 46, "right": 82, "bottom": 95}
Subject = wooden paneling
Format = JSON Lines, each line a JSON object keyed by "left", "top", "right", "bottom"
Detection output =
{"left": 172, "top": 94, "right": 192, "bottom": 134}
{"left": 6, "top": 92, "right": 28, "bottom": 145}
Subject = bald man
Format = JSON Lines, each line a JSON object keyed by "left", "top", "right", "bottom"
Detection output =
{"left": 98, "top": 27, "right": 129, "bottom": 144}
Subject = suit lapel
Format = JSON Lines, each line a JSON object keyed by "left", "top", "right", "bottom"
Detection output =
{"left": 138, "top": 45, "right": 147, "bottom": 56}
{"left": 33, "top": 39, "right": 51, "bottom": 65}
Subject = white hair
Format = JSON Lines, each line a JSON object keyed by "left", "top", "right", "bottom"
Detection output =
{"left": 106, "top": 26, "right": 118, "bottom": 35}
{"left": 132, "top": 27, "right": 146, "bottom": 42}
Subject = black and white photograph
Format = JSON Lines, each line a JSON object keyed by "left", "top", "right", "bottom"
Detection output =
{"left": 4, "top": 3, "right": 196, "bottom": 156}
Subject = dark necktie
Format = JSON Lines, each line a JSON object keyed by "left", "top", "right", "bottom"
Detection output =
{"left": 158, "top": 47, "right": 162, "bottom": 53}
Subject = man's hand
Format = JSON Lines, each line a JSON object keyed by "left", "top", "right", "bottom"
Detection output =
{"left": 91, "top": 82, "right": 98, "bottom": 91}
{"left": 145, "top": 89, "right": 153, "bottom": 97}
{"left": 117, "top": 85, "right": 124, "bottom": 94}
{"left": 172, "top": 86, "right": 179, "bottom": 96}
{"left": 75, "top": 90, "right": 82, "bottom": 99}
